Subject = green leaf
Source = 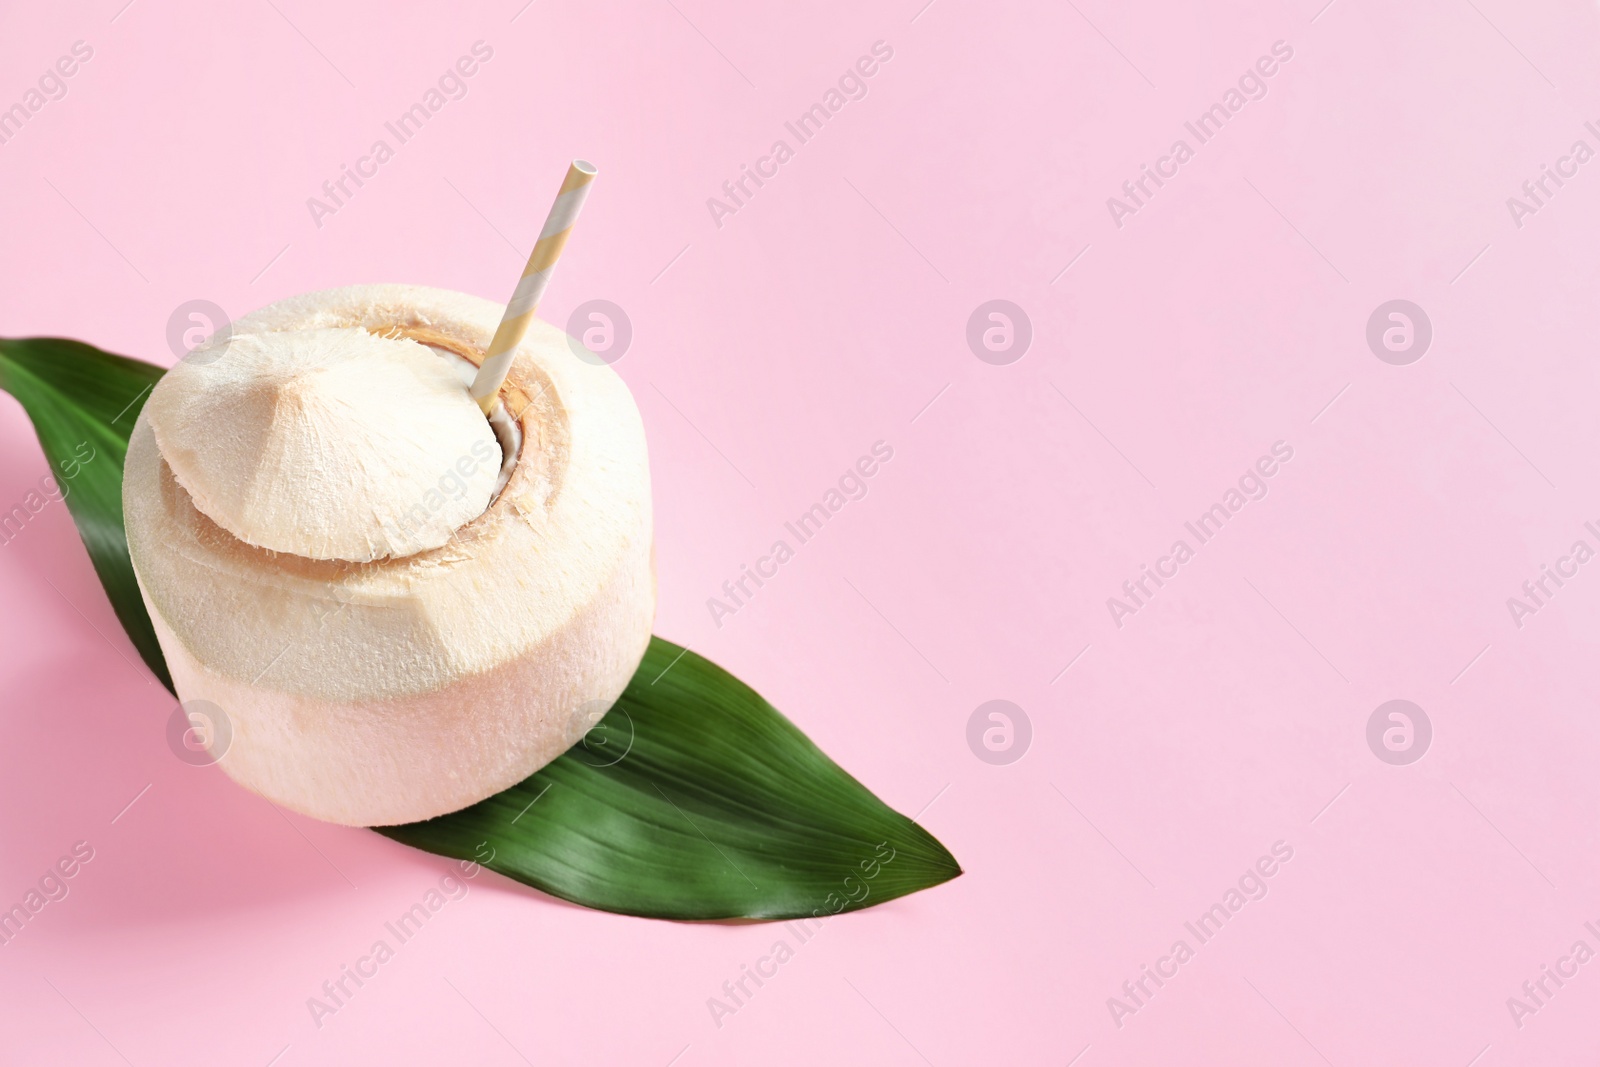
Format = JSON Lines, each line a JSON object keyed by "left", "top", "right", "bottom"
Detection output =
{"left": 0, "top": 337, "right": 171, "bottom": 691}
{"left": 378, "top": 637, "right": 961, "bottom": 919}
{"left": 0, "top": 336, "right": 959, "bottom": 920}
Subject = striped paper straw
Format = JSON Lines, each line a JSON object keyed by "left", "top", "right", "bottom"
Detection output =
{"left": 469, "top": 159, "right": 597, "bottom": 412}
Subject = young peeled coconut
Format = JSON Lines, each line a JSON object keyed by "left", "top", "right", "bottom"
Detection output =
{"left": 123, "top": 283, "right": 655, "bottom": 826}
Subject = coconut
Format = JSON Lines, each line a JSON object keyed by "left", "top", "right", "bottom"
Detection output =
{"left": 123, "top": 284, "right": 656, "bottom": 826}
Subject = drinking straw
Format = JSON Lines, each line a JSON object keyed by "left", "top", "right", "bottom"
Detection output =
{"left": 469, "top": 159, "right": 597, "bottom": 412}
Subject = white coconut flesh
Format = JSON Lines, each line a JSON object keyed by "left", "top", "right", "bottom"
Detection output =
{"left": 123, "top": 284, "right": 656, "bottom": 826}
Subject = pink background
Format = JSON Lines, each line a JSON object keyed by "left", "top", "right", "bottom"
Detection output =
{"left": 4, "top": 0, "right": 1600, "bottom": 1062}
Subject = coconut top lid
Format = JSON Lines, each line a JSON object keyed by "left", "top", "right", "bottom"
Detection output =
{"left": 146, "top": 326, "right": 500, "bottom": 562}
